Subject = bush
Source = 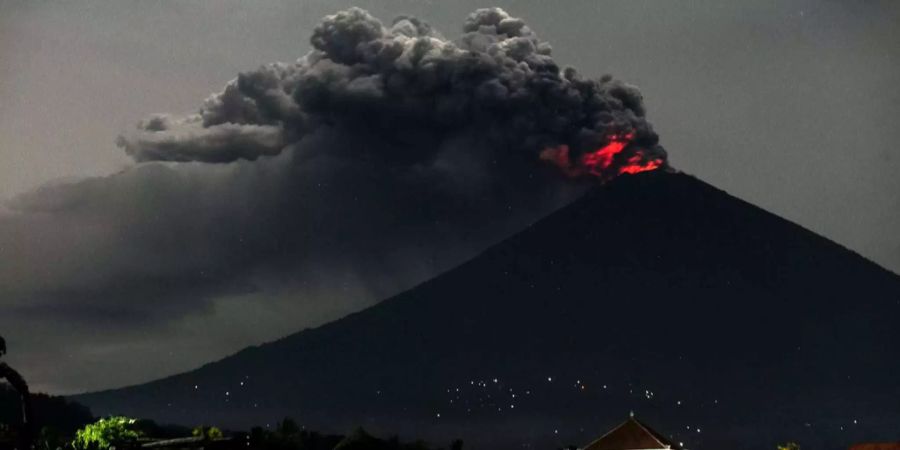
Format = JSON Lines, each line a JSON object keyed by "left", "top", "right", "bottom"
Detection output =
{"left": 192, "top": 426, "right": 223, "bottom": 440}
{"left": 72, "top": 417, "right": 143, "bottom": 450}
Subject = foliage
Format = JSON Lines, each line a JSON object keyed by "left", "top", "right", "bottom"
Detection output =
{"left": 72, "top": 417, "right": 143, "bottom": 450}
{"left": 277, "top": 418, "right": 299, "bottom": 437}
{"left": 131, "top": 419, "right": 190, "bottom": 440}
{"left": 37, "top": 426, "right": 67, "bottom": 450}
{"left": 0, "top": 385, "right": 94, "bottom": 435}
{"left": 245, "top": 420, "right": 457, "bottom": 450}
{"left": 192, "top": 426, "right": 223, "bottom": 440}
{"left": 778, "top": 443, "right": 800, "bottom": 450}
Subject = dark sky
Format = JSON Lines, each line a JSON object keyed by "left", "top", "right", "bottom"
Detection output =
{"left": 0, "top": 0, "right": 898, "bottom": 394}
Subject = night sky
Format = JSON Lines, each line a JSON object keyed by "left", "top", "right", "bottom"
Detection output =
{"left": 0, "top": 0, "right": 898, "bottom": 396}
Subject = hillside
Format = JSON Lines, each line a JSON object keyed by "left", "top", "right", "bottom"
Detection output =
{"left": 74, "top": 171, "right": 900, "bottom": 449}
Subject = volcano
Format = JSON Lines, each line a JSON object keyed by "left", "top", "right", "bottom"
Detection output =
{"left": 73, "top": 172, "right": 900, "bottom": 450}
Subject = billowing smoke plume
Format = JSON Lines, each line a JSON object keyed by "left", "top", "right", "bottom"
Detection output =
{"left": 117, "top": 7, "right": 666, "bottom": 178}
{"left": 0, "top": 7, "right": 667, "bottom": 392}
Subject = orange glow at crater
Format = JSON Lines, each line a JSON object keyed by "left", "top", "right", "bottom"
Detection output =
{"left": 539, "top": 131, "right": 663, "bottom": 181}
{"left": 581, "top": 132, "right": 635, "bottom": 176}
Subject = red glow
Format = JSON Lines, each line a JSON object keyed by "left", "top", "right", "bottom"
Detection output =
{"left": 539, "top": 145, "right": 581, "bottom": 178}
{"left": 619, "top": 154, "right": 664, "bottom": 174}
{"left": 581, "top": 132, "right": 635, "bottom": 177}
{"left": 540, "top": 131, "right": 663, "bottom": 181}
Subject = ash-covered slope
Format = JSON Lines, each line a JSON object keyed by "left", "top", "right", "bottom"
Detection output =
{"left": 74, "top": 172, "right": 900, "bottom": 450}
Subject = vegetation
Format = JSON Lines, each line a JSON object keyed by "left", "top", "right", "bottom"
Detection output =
{"left": 0, "top": 386, "right": 94, "bottom": 436}
{"left": 72, "top": 417, "right": 143, "bottom": 450}
{"left": 59, "top": 415, "right": 458, "bottom": 450}
{"left": 778, "top": 443, "right": 801, "bottom": 450}
{"left": 0, "top": 334, "right": 34, "bottom": 449}
{"left": 245, "top": 418, "right": 461, "bottom": 450}
{"left": 192, "top": 425, "right": 224, "bottom": 440}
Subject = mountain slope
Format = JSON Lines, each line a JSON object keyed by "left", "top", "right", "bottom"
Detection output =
{"left": 74, "top": 172, "right": 900, "bottom": 450}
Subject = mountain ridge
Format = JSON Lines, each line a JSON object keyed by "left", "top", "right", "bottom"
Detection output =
{"left": 74, "top": 171, "right": 900, "bottom": 450}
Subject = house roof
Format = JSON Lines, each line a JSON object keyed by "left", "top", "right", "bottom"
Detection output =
{"left": 582, "top": 416, "right": 681, "bottom": 450}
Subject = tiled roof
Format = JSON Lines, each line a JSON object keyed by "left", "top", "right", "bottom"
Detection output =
{"left": 583, "top": 416, "right": 681, "bottom": 450}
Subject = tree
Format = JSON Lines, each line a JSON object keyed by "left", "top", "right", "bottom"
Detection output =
{"left": 277, "top": 418, "right": 299, "bottom": 437}
{"left": 778, "top": 443, "right": 800, "bottom": 450}
{"left": 0, "top": 334, "right": 33, "bottom": 450}
{"left": 191, "top": 426, "right": 223, "bottom": 440}
{"left": 36, "top": 426, "right": 66, "bottom": 450}
{"left": 72, "top": 417, "right": 143, "bottom": 450}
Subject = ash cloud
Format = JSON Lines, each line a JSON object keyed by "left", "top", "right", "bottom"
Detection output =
{"left": 0, "top": 7, "right": 665, "bottom": 392}
{"left": 117, "top": 7, "right": 665, "bottom": 172}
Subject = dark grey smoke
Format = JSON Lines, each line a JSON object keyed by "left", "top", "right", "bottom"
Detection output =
{"left": 0, "top": 7, "right": 665, "bottom": 392}
{"left": 117, "top": 7, "right": 666, "bottom": 174}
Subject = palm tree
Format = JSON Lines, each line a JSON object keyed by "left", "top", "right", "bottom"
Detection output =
{"left": 0, "top": 335, "right": 33, "bottom": 449}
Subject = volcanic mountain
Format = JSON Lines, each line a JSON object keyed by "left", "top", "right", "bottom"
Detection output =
{"left": 73, "top": 172, "right": 900, "bottom": 450}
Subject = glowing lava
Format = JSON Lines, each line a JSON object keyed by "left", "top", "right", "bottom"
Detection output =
{"left": 582, "top": 132, "right": 635, "bottom": 176}
{"left": 540, "top": 132, "right": 663, "bottom": 181}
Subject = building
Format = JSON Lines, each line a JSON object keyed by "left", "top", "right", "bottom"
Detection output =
{"left": 583, "top": 414, "right": 681, "bottom": 450}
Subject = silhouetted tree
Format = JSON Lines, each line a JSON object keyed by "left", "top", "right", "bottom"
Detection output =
{"left": 333, "top": 428, "right": 383, "bottom": 450}
{"left": 0, "top": 334, "right": 33, "bottom": 450}
{"left": 35, "top": 426, "right": 65, "bottom": 450}
{"left": 276, "top": 418, "right": 299, "bottom": 437}
{"left": 130, "top": 419, "right": 189, "bottom": 440}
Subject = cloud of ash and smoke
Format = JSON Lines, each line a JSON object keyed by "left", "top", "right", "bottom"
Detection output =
{"left": 116, "top": 7, "right": 665, "bottom": 173}
{"left": 0, "top": 7, "right": 665, "bottom": 392}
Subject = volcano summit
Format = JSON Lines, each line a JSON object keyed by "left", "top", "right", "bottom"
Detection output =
{"left": 75, "top": 171, "right": 900, "bottom": 450}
